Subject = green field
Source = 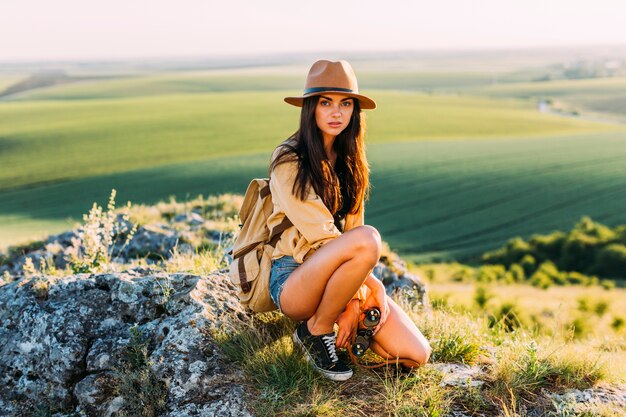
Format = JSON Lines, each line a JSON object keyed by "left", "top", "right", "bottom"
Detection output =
{"left": 466, "top": 76, "right": 626, "bottom": 118}
{"left": 2, "top": 71, "right": 521, "bottom": 101}
{"left": 0, "top": 88, "right": 615, "bottom": 191}
{"left": 1, "top": 67, "right": 625, "bottom": 263}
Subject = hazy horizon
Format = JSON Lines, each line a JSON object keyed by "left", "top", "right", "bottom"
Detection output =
{"left": 2, "top": 0, "right": 626, "bottom": 62}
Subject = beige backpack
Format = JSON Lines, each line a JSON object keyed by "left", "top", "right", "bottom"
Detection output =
{"left": 228, "top": 178, "right": 293, "bottom": 312}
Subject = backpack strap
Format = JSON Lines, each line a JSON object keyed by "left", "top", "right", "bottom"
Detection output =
{"left": 235, "top": 216, "right": 293, "bottom": 259}
{"left": 236, "top": 215, "right": 294, "bottom": 293}
{"left": 268, "top": 216, "right": 293, "bottom": 247}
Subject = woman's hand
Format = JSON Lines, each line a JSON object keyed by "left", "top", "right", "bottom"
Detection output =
{"left": 362, "top": 275, "right": 389, "bottom": 335}
{"left": 335, "top": 299, "right": 361, "bottom": 349}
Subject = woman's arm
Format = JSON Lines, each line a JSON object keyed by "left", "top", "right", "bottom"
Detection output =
{"left": 362, "top": 272, "right": 390, "bottom": 334}
{"left": 335, "top": 299, "right": 361, "bottom": 348}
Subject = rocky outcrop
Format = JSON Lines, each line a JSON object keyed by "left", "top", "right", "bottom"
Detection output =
{"left": 0, "top": 211, "right": 230, "bottom": 280}
{"left": 374, "top": 253, "right": 429, "bottom": 308}
{"left": 0, "top": 196, "right": 431, "bottom": 416}
{"left": 0, "top": 269, "right": 252, "bottom": 416}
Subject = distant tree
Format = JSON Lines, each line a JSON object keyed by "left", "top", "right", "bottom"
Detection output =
{"left": 590, "top": 244, "right": 626, "bottom": 279}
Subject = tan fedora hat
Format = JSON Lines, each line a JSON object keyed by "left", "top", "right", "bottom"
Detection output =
{"left": 284, "top": 60, "right": 376, "bottom": 110}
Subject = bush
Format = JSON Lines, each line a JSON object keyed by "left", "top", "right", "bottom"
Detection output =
{"left": 481, "top": 236, "right": 530, "bottom": 265}
{"left": 529, "top": 271, "right": 552, "bottom": 289}
{"left": 568, "top": 316, "right": 590, "bottom": 339}
{"left": 431, "top": 293, "right": 450, "bottom": 310}
{"left": 112, "top": 326, "right": 167, "bottom": 417}
{"left": 565, "top": 271, "right": 591, "bottom": 286}
{"left": 431, "top": 333, "right": 483, "bottom": 365}
{"left": 611, "top": 316, "right": 625, "bottom": 332}
{"left": 508, "top": 263, "right": 526, "bottom": 282}
{"left": 594, "top": 300, "right": 610, "bottom": 317}
{"left": 558, "top": 232, "right": 599, "bottom": 272}
{"left": 488, "top": 302, "right": 524, "bottom": 332}
{"left": 478, "top": 217, "right": 626, "bottom": 283}
{"left": 529, "top": 231, "right": 566, "bottom": 263}
{"left": 493, "top": 340, "right": 606, "bottom": 402}
{"left": 474, "top": 285, "right": 492, "bottom": 310}
{"left": 476, "top": 264, "right": 506, "bottom": 283}
{"left": 519, "top": 254, "right": 537, "bottom": 277}
{"left": 600, "top": 279, "right": 616, "bottom": 290}
{"left": 590, "top": 243, "right": 626, "bottom": 279}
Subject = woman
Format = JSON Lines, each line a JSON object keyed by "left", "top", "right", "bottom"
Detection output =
{"left": 266, "top": 60, "right": 431, "bottom": 381}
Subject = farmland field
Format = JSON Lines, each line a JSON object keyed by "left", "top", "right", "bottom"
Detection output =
{"left": 466, "top": 76, "right": 626, "bottom": 119}
{"left": 0, "top": 88, "right": 616, "bottom": 191}
{"left": 1, "top": 66, "right": 626, "bottom": 263}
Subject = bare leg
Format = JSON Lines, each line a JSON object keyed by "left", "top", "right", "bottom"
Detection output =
{"left": 368, "top": 296, "right": 431, "bottom": 367}
{"left": 279, "top": 225, "right": 382, "bottom": 335}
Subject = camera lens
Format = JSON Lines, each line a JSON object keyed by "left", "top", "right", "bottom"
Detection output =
{"left": 352, "top": 342, "right": 366, "bottom": 357}
{"left": 363, "top": 308, "right": 381, "bottom": 328}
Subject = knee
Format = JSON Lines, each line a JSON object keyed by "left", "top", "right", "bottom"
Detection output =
{"left": 401, "top": 340, "right": 432, "bottom": 368}
{"left": 413, "top": 341, "right": 432, "bottom": 366}
{"left": 352, "top": 225, "right": 382, "bottom": 264}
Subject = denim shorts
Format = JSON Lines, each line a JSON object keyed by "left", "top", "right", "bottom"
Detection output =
{"left": 269, "top": 255, "right": 300, "bottom": 313}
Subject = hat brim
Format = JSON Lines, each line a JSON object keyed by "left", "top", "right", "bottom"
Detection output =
{"left": 284, "top": 91, "right": 376, "bottom": 110}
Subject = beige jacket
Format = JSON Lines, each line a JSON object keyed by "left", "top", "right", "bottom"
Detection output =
{"left": 267, "top": 141, "right": 368, "bottom": 302}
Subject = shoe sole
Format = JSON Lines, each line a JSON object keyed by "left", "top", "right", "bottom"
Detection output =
{"left": 292, "top": 329, "right": 353, "bottom": 381}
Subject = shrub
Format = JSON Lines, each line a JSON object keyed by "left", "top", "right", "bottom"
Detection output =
{"left": 508, "top": 263, "right": 526, "bottom": 283}
{"left": 66, "top": 189, "right": 138, "bottom": 274}
{"left": 431, "top": 333, "right": 483, "bottom": 365}
{"left": 529, "top": 271, "right": 552, "bottom": 289}
{"left": 31, "top": 276, "right": 50, "bottom": 300}
{"left": 565, "top": 271, "right": 591, "bottom": 286}
{"left": 476, "top": 264, "right": 506, "bottom": 283}
{"left": 430, "top": 293, "right": 450, "bottom": 310}
{"left": 488, "top": 302, "right": 524, "bottom": 332}
{"left": 112, "top": 326, "right": 167, "bottom": 417}
{"left": 450, "top": 264, "right": 474, "bottom": 282}
{"left": 519, "top": 254, "right": 537, "bottom": 277}
{"left": 568, "top": 316, "right": 590, "bottom": 339}
{"left": 590, "top": 243, "right": 626, "bottom": 279}
{"left": 529, "top": 231, "right": 566, "bottom": 263}
{"left": 611, "top": 316, "right": 624, "bottom": 332}
{"left": 593, "top": 300, "right": 610, "bottom": 317}
{"left": 493, "top": 340, "right": 606, "bottom": 403}
{"left": 558, "top": 232, "right": 598, "bottom": 272}
{"left": 481, "top": 236, "right": 530, "bottom": 265}
{"left": 577, "top": 297, "right": 590, "bottom": 313}
{"left": 474, "top": 285, "right": 492, "bottom": 310}
{"left": 1, "top": 270, "right": 12, "bottom": 285}
{"left": 529, "top": 261, "right": 561, "bottom": 289}
{"left": 22, "top": 256, "right": 37, "bottom": 277}
{"left": 600, "top": 279, "right": 616, "bottom": 290}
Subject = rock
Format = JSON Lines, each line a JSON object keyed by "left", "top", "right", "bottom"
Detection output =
{"left": 431, "top": 363, "right": 485, "bottom": 388}
{"left": 373, "top": 255, "right": 429, "bottom": 307}
{"left": 73, "top": 372, "right": 119, "bottom": 416}
{"left": 173, "top": 212, "right": 206, "bottom": 226}
{"left": 0, "top": 271, "right": 253, "bottom": 416}
{"left": 549, "top": 384, "right": 626, "bottom": 411}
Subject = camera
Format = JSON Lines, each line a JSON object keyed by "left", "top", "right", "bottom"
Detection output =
{"left": 351, "top": 307, "right": 381, "bottom": 357}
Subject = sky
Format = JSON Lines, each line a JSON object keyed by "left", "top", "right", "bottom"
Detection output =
{"left": 2, "top": 0, "right": 626, "bottom": 62}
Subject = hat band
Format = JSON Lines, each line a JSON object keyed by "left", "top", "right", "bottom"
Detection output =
{"left": 303, "top": 86, "right": 355, "bottom": 95}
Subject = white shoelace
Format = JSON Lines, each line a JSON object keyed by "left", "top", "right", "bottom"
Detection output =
{"left": 321, "top": 334, "right": 339, "bottom": 363}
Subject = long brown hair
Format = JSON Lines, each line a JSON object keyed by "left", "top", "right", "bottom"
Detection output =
{"left": 269, "top": 95, "right": 370, "bottom": 229}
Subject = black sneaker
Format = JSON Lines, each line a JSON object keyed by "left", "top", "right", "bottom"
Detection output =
{"left": 292, "top": 321, "right": 353, "bottom": 381}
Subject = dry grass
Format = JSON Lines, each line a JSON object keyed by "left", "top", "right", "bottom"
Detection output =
{"left": 213, "top": 286, "right": 623, "bottom": 417}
